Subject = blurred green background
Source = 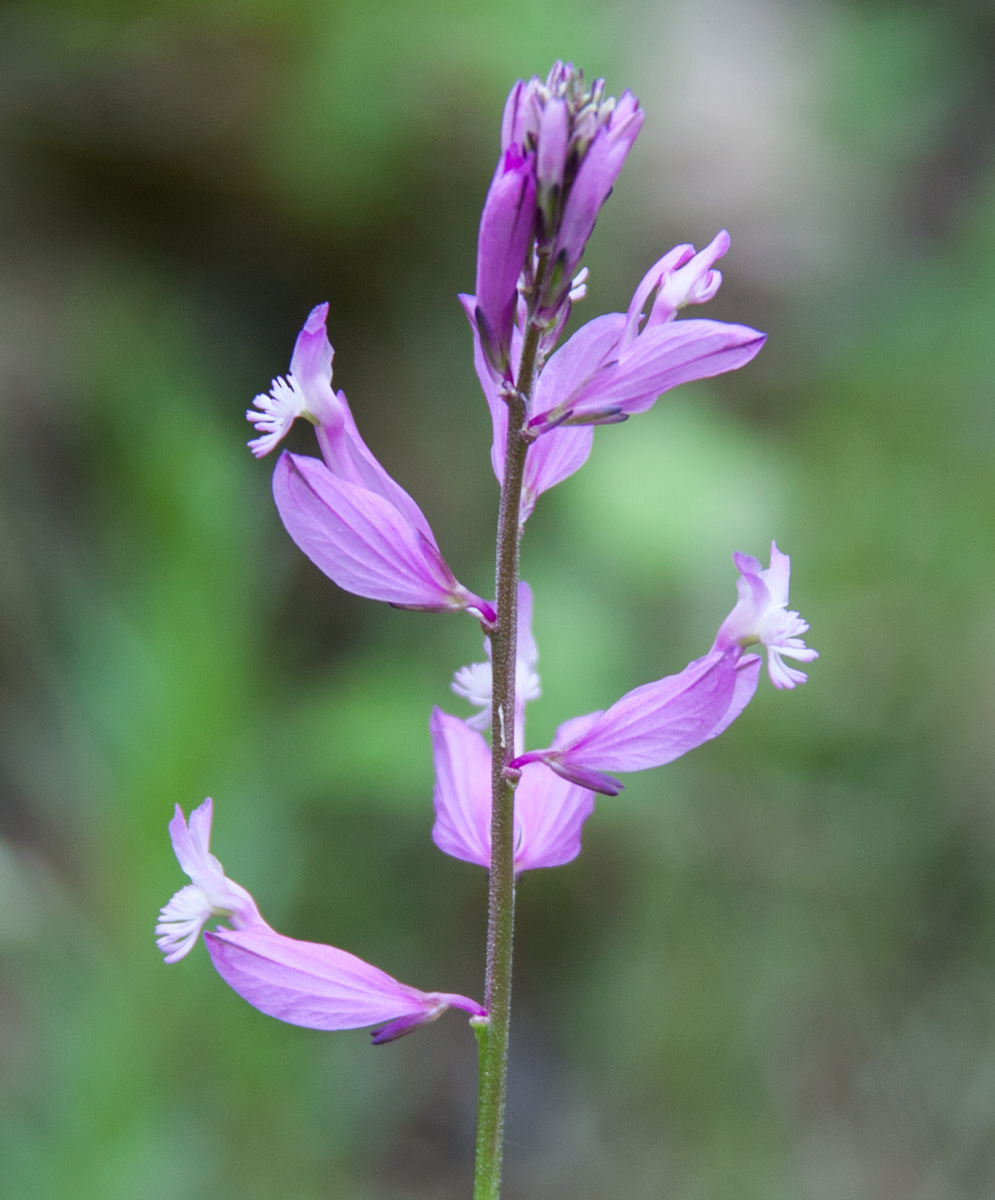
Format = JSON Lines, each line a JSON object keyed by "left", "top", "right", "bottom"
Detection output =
{"left": 2, "top": 0, "right": 994, "bottom": 1196}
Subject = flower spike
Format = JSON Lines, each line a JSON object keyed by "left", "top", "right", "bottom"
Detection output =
{"left": 163, "top": 67, "right": 817, "bottom": 1194}
{"left": 158, "top": 801, "right": 484, "bottom": 1041}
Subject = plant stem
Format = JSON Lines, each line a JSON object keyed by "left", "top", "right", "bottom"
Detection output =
{"left": 472, "top": 309, "right": 543, "bottom": 1200}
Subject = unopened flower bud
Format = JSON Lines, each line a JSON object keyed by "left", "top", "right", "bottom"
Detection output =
{"left": 535, "top": 96, "right": 570, "bottom": 237}
{"left": 475, "top": 146, "right": 537, "bottom": 380}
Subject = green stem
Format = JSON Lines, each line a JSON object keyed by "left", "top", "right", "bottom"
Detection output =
{"left": 471, "top": 297, "right": 544, "bottom": 1200}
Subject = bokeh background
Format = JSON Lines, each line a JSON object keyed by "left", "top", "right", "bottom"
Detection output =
{"left": 2, "top": 0, "right": 994, "bottom": 1196}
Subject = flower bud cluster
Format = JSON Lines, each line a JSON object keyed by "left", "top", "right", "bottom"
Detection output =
{"left": 475, "top": 61, "right": 644, "bottom": 380}
{"left": 502, "top": 62, "right": 644, "bottom": 317}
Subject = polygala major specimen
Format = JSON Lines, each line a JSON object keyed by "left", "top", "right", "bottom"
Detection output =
{"left": 157, "top": 61, "right": 815, "bottom": 1200}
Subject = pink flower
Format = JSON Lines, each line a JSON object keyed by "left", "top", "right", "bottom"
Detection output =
{"left": 528, "top": 233, "right": 765, "bottom": 431}
{"left": 511, "top": 649, "right": 761, "bottom": 796}
{"left": 462, "top": 236, "right": 763, "bottom": 526}
{"left": 430, "top": 708, "right": 594, "bottom": 871}
{"left": 158, "top": 800, "right": 484, "bottom": 1043}
{"left": 249, "top": 305, "right": 494, "bottom": 619}
{"left": 435, "top": 579, "right": 594, "bottom": 869}
{"left": 461, "top": 296, "right": 594, "bottom": 527}
{"left": 156, "top": 798, "right": 262, "bottom": 963}
{"left": 712, "top": 542, "right": 818, "bottom": 688}
{"left": 509, "top": 542, "right": 815, "bottom": 795}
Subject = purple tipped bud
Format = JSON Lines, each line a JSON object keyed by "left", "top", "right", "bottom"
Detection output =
{"left": 536, "top": 96, "right": 570, "bottom": 224}
{"left": 550, "top": 95, "right": 644, "bottom": 297}
{"left": 475, "top": 146, "right": 537, "bottom": 381}
{"left": 501, "top": 77, "right": 542, "bottom": 152}
{"left": 490, "top": 66, "right": 645, "bottom": 323}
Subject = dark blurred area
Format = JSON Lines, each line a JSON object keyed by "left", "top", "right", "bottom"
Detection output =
{"left": 2, "top": 1, "right": 995, "bottom": 1197}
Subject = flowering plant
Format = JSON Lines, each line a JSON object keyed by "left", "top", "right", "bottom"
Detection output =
{"left": 157, "top": 62, "right": 814, "bottom": 1198}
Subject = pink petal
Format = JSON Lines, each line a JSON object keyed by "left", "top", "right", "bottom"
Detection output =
{"left": 430, "top": 709, "right": 492, "bottom": 869}
{"left": 522, "top": 427, "right": 594, "bottom": 521}
{"left": 461, "top": 297, "right": 595, "bottom": 521}
{"left": 512, "top": 650, "right": 751, "bottom": 795}
{"left": 313, "top": 390, "right": 437, "bottom": 546}
{"left": 764, "top": 540, "right": 792, "bottom": 607}
{"left": 460, "top": 294, "right": 510, "bottom": 489}
{"left": 514, "top": 766, "right": 594, "bottom": 870}
{"left": 532, "top": 313, "right": 626, "bottom": 418}
{"left": 621, "top": 244, "right": 694, "bottom": 343}
{"left": 272, "top": 452, "right": 473, "bottom": 612}
{"left": 205, "top": 924, "right": 483, "bottom": 1034}
{"left": 645, "top": 231, "right": 731, "bottom": 327}
{"left": 289, "top": 303, "right": 336, "bottom": 411}
{"left": 431, "top": 705, "right": 595, "bottom": 872}
{"left": 709, "top": 653, "right": 761, "bottom": 737}
{"left": 557, "top": 650, "right": 741, "bottom": 772}
{"left": 168, "top": 798, "right": 212, "bottom": 879}
{"left": 713, "top": 570, "right": 771, "bottom": 652}
{"left": 570, "top": 319, "right": 766, "bottom": 417}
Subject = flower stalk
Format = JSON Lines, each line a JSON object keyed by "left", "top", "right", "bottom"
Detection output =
{"left": 473, "top": 301, "right": 543, "bottom": 1200}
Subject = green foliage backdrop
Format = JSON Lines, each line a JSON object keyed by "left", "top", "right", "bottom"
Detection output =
{"left": 2, "top": 1, "right": 995, "bottom": 1196}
